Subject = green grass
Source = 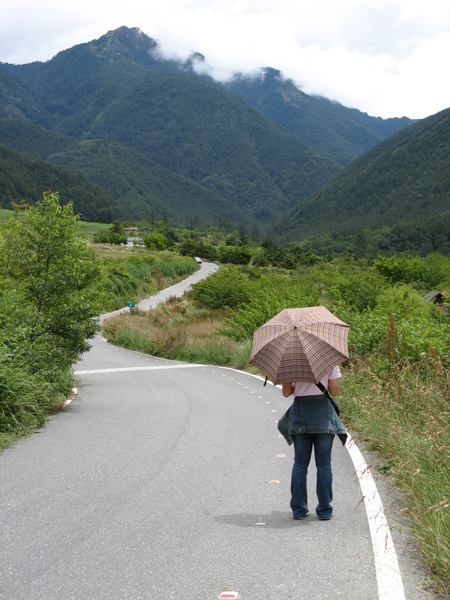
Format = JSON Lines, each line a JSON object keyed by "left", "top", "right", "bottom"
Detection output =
{"left": 342, "top": 355, "right": 449, "bottom": 597}
{"left": 102, "top": 297, "right": 251, "bottom": 369}
{"left": 0, "top": 344, "right": 72, "bottom": 450}
{"left": 0, "top": 209, "right": 16, "bottom": 221}
{"left": 0, "top": 208, "right": 110, "bottom": 238}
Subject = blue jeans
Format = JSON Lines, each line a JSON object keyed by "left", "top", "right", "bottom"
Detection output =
{"left": 291, "top": 433, "right": 334, "bottom": 519}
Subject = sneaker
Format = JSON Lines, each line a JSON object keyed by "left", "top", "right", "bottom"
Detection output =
{"left": 317, "top": 514, "right": 333, "bottom": 520}
{"left": 293, "top": 511, "right": 310, "bottom": 520}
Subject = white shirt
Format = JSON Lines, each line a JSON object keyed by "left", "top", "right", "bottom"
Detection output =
{"left": 293, "top": 365, "right": 341, "bottom": 397}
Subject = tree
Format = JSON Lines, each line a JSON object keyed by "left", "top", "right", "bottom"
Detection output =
{"left": 93, "top": 221, "right": 128, "bottom": 245}
{"left": 237, "top": 223, "right": 249, "bottom": 246}
{"left": 142, "top": 232, "right": 167, "bottom": 250}
{"left": 2, "top": 192, "right": 101, "bottom": 374}
{"left": 109, "top": 220, "right": 128, "bottom": 245}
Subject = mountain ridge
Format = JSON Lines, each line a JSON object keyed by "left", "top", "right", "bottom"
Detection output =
{"left": 273, "top": 106, "right": 450, "bottom": 242}
{"left": 0, "top": 29, "right": 344, "bottom": 224}
{"left": 224, "top": 67, "right": 413, "bottom": 165}
{"left": 0, "top": 26, "right": 446, "bottom": 238}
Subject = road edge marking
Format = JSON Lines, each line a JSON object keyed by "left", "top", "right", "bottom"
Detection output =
{"left": 74, "top": 364, "right": 205, "bottom": 375}
{"left": 217, "top": 367, "right": 406, "bottom": 600}
{"left": 346, "top": 433, "right": 406, "bottom": 600}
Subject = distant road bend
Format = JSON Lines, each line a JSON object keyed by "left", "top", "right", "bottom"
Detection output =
{"left": 0, "top": 261, "right": 430, "bottom": 599}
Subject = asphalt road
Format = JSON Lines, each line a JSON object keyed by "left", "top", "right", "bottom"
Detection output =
{"left": 0, "top": 263, "right": 431, "bottom": 600}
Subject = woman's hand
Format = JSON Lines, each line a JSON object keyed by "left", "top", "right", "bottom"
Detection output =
{"left": 328, "top": 378, "right": 339, "bottom": 396}
{"left": 282, "top": 383, "right": 295, "bottom": 397}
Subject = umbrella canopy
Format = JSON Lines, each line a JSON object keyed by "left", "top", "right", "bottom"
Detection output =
{"left": 249, "top": 306, "right": 349, "bottom": 385}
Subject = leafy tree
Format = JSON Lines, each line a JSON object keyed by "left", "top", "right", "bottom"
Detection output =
{"left": 237, "top": 224, "right": 249, "bottom": 246}
{"left": 374, "top": 254, "right": 450, "bottom": 288}
{"left": 143, "top": 232, "right": 167, "bottom": 250}
{"left": 218, "top": 245, "right": 252, "bottom": 265}
{"left": 93, "top": 228, "right": 111, "bottom": 243}
{"left": 250, "top": 223, "right": 261, "bottom": 243}
{"left": 374, "top": 254, "right": 422, "bottom": 283}
{"left": 93, "top": 221, "right": 128, "bottom": 245}
{"left": 2, "top": 191, "right": 101, "bottom": 374}
{"left": 109, "top": 220, "right": 128, "bottom": 245}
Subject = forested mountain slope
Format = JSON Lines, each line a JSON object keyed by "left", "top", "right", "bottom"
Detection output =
{"left": 0, "top": 143, "right": 123, "bottom": 222}
{"left": 274, "top": 107, "right": 450, "bottom": 242}
{"left": 224, "top": 67, "right": 413, "bottom": 165}
{"left": 0, "top": 27, "right": 341, "bottom": 225}
{"left": 1, "top": 26, "right": 443, "bottom": 236}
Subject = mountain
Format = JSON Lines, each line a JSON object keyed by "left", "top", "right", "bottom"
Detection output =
{"left": 224, "top": 68, "right": 413, "bottom": 166}
{"left": 273, "top": 107, "right": 450, "bottom": 243}
{"left": 0, "top": 27, "right": 342, "bottom": 225}
{"left": 0, "top": 26, "right": 440, "bottom": 237}
{"left": 0, "top": 142, "right": 124, "bottom": 222}
{"left": 0, "top": 118, "right": 248, "bottom": 225}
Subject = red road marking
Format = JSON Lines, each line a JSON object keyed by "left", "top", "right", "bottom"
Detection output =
{"left": 219, "top": 592, "right": 239, "bottom": 599}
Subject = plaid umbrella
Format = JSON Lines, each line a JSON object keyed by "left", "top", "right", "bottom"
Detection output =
{"left": 249, "top": 306, "right": 349, "bottom": 385}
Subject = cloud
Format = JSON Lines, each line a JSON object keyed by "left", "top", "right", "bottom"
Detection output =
{"left": 0, "top": 0, "right": 449, "bottom": 118}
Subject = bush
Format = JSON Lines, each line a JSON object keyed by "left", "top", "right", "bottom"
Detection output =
{"left": 191, "top": 266, "right": 251, "bottom": 310}
{"left": 329, "top": 268, "right": 385, "bottom": 312}
{"left": 222, "top": 274, "right": 319, "bottom": 340}
{"left": 143, "top": 232, "right": 167, "bottom": 250}
{"left": 374, "top": 253, "right": 450, "bottom": 288}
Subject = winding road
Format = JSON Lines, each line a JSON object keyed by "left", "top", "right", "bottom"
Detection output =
{"left": 0, "top": 262, "right": 431, "bottom": 599}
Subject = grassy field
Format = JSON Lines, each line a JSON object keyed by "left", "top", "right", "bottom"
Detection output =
{"left": 0, "top": 208, "right": 110, "bottom": 240}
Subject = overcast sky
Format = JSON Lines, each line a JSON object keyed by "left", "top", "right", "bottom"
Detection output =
{"left": 1, "top": 0, "right": 449, "bottom": 119}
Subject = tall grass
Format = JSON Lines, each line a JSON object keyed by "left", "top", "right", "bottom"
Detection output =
{"left": 98, "top": 254, "right": 198, "bottom": 312}
{"left": 342, "top": 354, "right": 450, "bottom": 597}
{"left": 102, "top": 297, "right": 251, "bottom": 369}
{"left": 0, "top": 344, "right": 70, "bottom": 449}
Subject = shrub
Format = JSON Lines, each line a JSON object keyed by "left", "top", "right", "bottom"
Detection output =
{"left": 191, "top": 266, "right": 251, "bottom": 310}
{"left": 222, "top": 275, "right": 319, "bottom": 340}
{"left": 143, "top": 232, "right": 167, "bottom": 250}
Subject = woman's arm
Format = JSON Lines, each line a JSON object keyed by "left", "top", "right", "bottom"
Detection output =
{"left": 282, "top": 383, "right": 295, "bottom": 397}
{"left": 328, "top": 378, "right": 339, "bottom": 396}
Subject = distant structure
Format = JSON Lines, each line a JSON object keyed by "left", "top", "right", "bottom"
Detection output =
{"left": 423, "top": 290, "right": 447, "bottom": 314}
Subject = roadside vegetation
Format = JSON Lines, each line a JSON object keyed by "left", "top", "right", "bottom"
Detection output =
{"left": 0, "top": 202, "right": 198, "bottom": 449}
{"left": 1, "top": 207, "right": 449, "bottom": 596}
{"left": 102, "top": 248, "right": 450, "bottom": 597}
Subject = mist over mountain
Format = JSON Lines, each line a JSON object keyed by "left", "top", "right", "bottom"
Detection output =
{"left": 0, "top": 27, "right": 339, "bottom": 225}
{"left": 224, "top": 67, "right": 413, "bottom": 166}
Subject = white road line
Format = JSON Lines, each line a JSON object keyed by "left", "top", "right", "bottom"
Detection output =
{"left": 75, "top": 360, "right": 407, "bottom": 598}
{"left": 74, "top": 364, "right": 204, "bottom": 375}
{"left": 215, "top": 367, "right": 407, "bottom": 600}
{"left": 346, "top": 434, "right": 405, "bottom": 600}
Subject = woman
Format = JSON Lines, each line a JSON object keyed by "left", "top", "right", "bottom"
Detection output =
{"left": 281, "top": 366, "right": 347, "bottom": 521}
